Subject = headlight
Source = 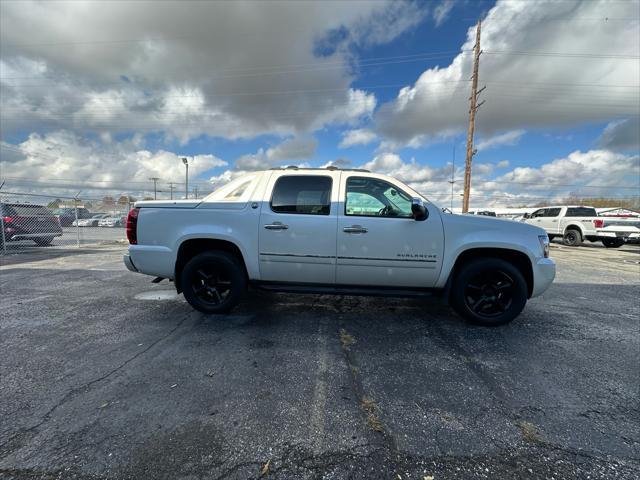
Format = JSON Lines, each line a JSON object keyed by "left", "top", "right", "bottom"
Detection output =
{"left": 538, "top": 235, "right": 550, "bottom": 258}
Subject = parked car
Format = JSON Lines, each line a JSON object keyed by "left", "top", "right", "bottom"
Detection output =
{"left": 1, "top": 202, "right": 63, "bottom": 247}
{"left": 523, "top": 206, "right": 640, "bottom": 248}
{"left": 98, "top": 216, "right": 125, "bottom": 227}
{"left": 123, "top": 167, "right": 555, "bottom": 326}
{"left": 53, "top": 207, "right": 93, "bottom": 226}
{"left": 73, "top": 213, "right": 108, "bottom": 227}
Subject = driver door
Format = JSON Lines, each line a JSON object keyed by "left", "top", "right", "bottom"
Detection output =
{"left": 335, "top": 174, "right": 444, "bottom": 288}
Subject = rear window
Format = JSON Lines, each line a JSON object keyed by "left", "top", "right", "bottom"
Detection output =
{"left": 6, "top": 204, "right": 53, "bottom": 216}
{"left": 205, "top": 174, "right": 259, "bottom": 202}
{"left": 566, "top": 207, "right": 597, "bottom": 217}
{"left": 271, "top": 175, "right": 332, "bottom": 215}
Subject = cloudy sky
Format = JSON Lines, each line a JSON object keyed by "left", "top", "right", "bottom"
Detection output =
{"left": 1, "top": 0, "right": 638, "bottom": 207}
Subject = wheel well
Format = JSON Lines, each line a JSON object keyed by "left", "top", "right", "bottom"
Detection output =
{"left": 174, "top": 238, "right": 247, "bottom": 293}
{"left": 448, "top": 248, "right": 534, "bottom": 298}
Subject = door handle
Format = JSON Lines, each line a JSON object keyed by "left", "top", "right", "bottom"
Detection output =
{"left": 264, "top": 223, "right": 288, "bottom": 230}
{"left": 343, "top": 225, "right": 368, "bottom": 234}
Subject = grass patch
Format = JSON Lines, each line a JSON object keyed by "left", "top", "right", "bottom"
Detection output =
{"left": 517, "top": 420, "right": 542, "bottom": 443}
{"left": 361, "top": 397, "right": 384, "bottom": 432}
{"left": 339, "top": 328, "right": 355, "bottom": 349}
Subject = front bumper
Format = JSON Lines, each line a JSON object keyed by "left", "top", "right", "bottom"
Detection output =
{"left": 531, "top": 257, "right": 556, "bottom": 297}
{"left": 123, "top": 254, "right": 138, "bottom": 272}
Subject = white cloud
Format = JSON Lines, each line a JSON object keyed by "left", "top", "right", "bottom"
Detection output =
{"left": 235, "top": 136, "right": 318, "bottom": 171}
{"left": 433, "top": 0, "right": 455, "bottom": 27}
{"left": 497, "top": 160, "right": 510, "bottom": 169}
{"left": 0, "top": 1, "right": 415, "bottom": 142}
{"left": 476, "top": 129, "right": 525, "bottom": 151}
{"left": 339, "top": 129, "right": 377, "bottom": 148}
{"left": 375, "top": 0, "right": 640, "bottom": 147}
{"left": 0, "top": 131, "right": 227, "bottom": 197}
{"left": 494, "top": 149, "right": 638, "bottom": 189}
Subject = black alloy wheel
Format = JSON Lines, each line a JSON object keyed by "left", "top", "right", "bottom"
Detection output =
{"left": 464, "top": 270, "right": 515, "bottom": 319}
{"left": 192, "top": 267, "right": 232, "bottom": 305}
{"left": 602, "top": 238, "right": 624, "bottom": 248}
{"left": 451, "top": 258, "right": 528, "bottom": 326}
{"left": 181, "top": 251, "right": 246, "bottom": 314}
{"left": 563, "top": 229, "right": 581, "bottom": 246}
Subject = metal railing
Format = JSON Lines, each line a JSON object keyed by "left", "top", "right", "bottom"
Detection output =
{"left": 1, "top": 191, "right": 132, "bottom": 255}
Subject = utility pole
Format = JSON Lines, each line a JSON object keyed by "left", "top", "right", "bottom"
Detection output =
{"left": 168, "top": 182, "right": 177, "bottom": 200}
{"left": 149, "top": 177, "right": 159, "bottom": 200}
{"left": 462, "top": 19, "right": 485, "bottom": 213}
{"left": 449, "top": 142, "right": 456, "bottom": 210}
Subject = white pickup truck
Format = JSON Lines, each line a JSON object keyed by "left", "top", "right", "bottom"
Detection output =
{"left": 124, "top": 167, "right": 555, "bottom": 326}
{"left": 523, "top": 206, "right": 640, "bottom": 248}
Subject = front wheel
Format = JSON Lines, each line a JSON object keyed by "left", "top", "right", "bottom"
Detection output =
{"left": 602, "top": 238, "right": 624, "bottom": 248}
{"left": 450, "top": 258, "right": 528, "bottom": 326}
{"left": 181, "top": 251, "right": 247, "bottom": 314}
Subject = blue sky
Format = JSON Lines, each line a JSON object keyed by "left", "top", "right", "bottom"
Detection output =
{"left": 1, "top": 0, "right": 638, "bottom": 206}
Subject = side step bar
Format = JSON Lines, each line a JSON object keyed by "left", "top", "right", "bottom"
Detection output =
{"left": 253, "top": 282, "right": 439, "bottom": 298}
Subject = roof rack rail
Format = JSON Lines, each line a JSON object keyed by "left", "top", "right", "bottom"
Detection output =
{"left": 268, "top": 166, "right": 371, "bottom": 173}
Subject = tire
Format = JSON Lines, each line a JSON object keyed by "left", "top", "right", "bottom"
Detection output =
{"left": 563, "top": 229, "right": 582, "bottom": 246}
{"left": 602, "top": 238, "right": 624, "bottom": 248}
{"left": 451, "top": 258, "right": 528, "bottom": 326}
{"left": 181, "top": 251, "right": 247, "bottom": 314}
{"left": 34, "top": 237, "right": 53, "bottom": 246}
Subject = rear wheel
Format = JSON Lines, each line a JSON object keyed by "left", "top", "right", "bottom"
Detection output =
{"left": 451, "top": 258, "right": 528, "bottom": 326}
{"left": 34, "top": 237, "right": 53, "bottom": 246}
{"left": 563, "top": 229, "right": 582, "bottom": 246}
{"left": 181, "top": 251, "right": 246, "bottom": 314}
{"left": 602, "top": 238, "right": 624, "bottom": 248}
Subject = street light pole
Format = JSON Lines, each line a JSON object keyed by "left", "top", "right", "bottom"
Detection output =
{"left": 181, "top": 157, "right": 189, "bottom": 199}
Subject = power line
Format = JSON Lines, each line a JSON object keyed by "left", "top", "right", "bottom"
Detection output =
{"left": 0, "top": 51, "right": 469, "bottom": 85}
{"left": 482, "top": 50, "right": 640, "bottom": 59}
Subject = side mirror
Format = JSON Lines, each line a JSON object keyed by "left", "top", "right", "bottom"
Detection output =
{"left": 411, "top": 198, "right": 428, "bottom": 221}
{"left": 523, "top": 213, "right": 531, "bottom": 219}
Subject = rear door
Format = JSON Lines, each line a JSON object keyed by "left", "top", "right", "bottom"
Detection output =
{"left": 258, "top": 171, "right": 339, "bottom": 284}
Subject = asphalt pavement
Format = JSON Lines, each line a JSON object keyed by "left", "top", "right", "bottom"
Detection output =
{"left": 0, "top": 243, "right": 638, "bottom": 479}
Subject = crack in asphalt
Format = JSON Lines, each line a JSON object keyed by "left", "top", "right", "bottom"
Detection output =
{"left": 428, "top": 321, "right": 640, "bottom": 466}
{"left": 0, "top": 311, "right": 193, "bottom": 457}
{"left": 335, "top": 320, "right": 402, "bottom": 477}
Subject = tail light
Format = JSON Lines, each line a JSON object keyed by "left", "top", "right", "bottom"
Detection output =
{"left": 2, "top": 216, "right": 13, "bottom": 224}
{"left": 126, "top": 207, "right": 140, "bottom": 244}
{"left": 593, "top": 219, "right": 604, "bottom": 228}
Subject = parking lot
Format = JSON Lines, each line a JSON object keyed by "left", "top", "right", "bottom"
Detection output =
{"left": 0, "top": 243, "right": 638, "bottom": 479}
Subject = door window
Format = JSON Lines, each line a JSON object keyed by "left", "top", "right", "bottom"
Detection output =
{"left": 546, "top": 208, "right": 561, "bottom": 217}
{"left": 345, "top": 177, "right": 413, "bottom": 218}
{"left": 531, "top": 209, "right": 546, "bottom": 218}
{"left": 271, "top": 175, "right": 332, "bottom": 215}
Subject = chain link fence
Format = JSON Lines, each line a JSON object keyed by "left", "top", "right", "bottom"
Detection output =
{"left": 1, "top": 191, "right": 132, "bottom": 255}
